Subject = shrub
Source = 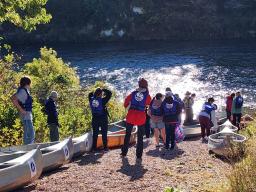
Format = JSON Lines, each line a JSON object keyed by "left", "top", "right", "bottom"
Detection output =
{"left": 0, "top": 47, "right": 125, "bottom": 147}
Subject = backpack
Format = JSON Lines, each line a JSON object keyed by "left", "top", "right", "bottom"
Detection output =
{"left": 175, "top": 125, "right": 185, "bottom": 143}
{"left": 235, "top": 96, "right": 243, "bottom": 109}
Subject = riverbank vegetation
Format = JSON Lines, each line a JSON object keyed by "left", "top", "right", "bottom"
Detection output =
{"left": 0, "top": 47, "right": 125, "bottom": 147}
{"left": 209, "top": 119, "right": 256, "bottom": 192}
{"left": 0, "top": 0, "right": 125, "bottom": 147}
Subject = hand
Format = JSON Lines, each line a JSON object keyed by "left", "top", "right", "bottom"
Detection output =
{"left": 20, "top": 110, "right": 27, "bottom": 116}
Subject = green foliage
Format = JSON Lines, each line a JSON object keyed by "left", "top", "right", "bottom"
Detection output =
{"left": 164, "top": 187, "right": 182, "bottom": 192}
{"left": 0, "top": 0, "right": 52, "bottom": 31}
{"left": 216, "top": 118, "right": 256, "bottom": 192}
{"left": 0, "top": 47, "right": 125, "bottom": 147}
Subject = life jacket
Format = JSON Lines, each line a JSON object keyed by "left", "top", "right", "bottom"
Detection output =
{"left": 90, "top": 96, "right": 104, "bottom": 115}
{"left": 163, "top": 100, "right": 178, "bottom": 116}
{"left": 130, "top": 91, "right": 148, "bottom": 112}
{"left": 201, "top": 102, "right": 214, "bottom": 115}
{"left": 17, "top": 87, "right": 33, "bottom": 112}
{"left": 235, "top": 96, "right": 243, "bottom": 108}
{"left": 149, "top": 99, "right": 162, "bottom": 116}
{"left": 226, "top": 96, "right": 233, "bottom": 111}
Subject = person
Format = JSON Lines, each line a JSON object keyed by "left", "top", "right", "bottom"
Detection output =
{"left": 232, "top": 92, "right": 244, "bottom": 129}
{"left": 210, "top": 104, "right": 218, "bottom": 133}
{"left": 121, "top": 78, "right": 151, "bottom": 161}
{"left": 45, "top": 91, "right": 60, "bottom": 142}
{"left": 148, "top": 93, "right": 166, "bottom": 148}
{"left": 174, "top": 93, "right": 184, "bottom": 125}
{"left": 183, "top": 91, "right": 194, "bottom": 125}
{"left": 145, "top": 107, "right": 152, "bottom": 139}
{"left": 89, "top": 87, "right": 112, "bottom": 152}
{"left": 11, "top": 76, "right": 35, "bottom": 144}
{"left": 162, "top": 91, "right": 182, "bottom": 150}
{"left": 226, "top": 93, "right": 235, "bottom": 121}
{"left": 198, "top": 98, "right": 216, "bottom": 143}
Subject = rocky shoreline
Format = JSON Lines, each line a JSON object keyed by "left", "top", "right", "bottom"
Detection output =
{"left": 16, "top": 137, "right": 231, "bottom": 192}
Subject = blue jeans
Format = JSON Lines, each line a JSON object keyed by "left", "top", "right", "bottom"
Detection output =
{"left": 22, "top": 119, "right": 35, "bottom": 144}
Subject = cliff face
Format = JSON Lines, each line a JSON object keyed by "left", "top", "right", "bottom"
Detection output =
{"left": 2, "top": 0, "right": 256, "bottom": 44}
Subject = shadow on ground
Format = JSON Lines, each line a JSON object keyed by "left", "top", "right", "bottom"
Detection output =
{"left": 146, "top": 146, "right": 185, "bottom": 160}
{"left": 74, "top": 152, "right": 104, "bottom": 166}
{"left": 116, "top": 158, "right": 148, "bottom": 181}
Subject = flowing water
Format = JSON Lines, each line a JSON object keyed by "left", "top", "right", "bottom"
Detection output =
{"left": 17, "top": 40, "right": 256, "bottom": 116}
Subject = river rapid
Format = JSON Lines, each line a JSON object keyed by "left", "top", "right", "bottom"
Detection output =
{"left": 17, "top": 40, "right": 256, "bottom": 118}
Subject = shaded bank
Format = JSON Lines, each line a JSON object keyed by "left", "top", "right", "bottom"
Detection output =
{"left": 2, "top": 0, "right": 256, "bottom": 44}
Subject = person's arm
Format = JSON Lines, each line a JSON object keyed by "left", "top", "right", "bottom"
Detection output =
{"left": 88, "top": 92, "right": 93, "bottom": 101}
{"left": 102, "top": 89, "right": 112, "bottom": 105}
{"left": 124, "top": 94, "right": 132, "bottom": 108}
{"left": 231, "top": 99, "right": 236, "bottom": 114}
{"left": 176, "top": 102, "right": 182, "bottom": 115}
{"left": 145, "top": 95, "right": 152, "bottom": 106}
{"left": 10, "top": 94, "right": 27, "bottom": 115}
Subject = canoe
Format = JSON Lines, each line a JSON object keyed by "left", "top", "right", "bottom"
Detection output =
{"left": 217, "top": 120, "right": 238, "bottom": 132}
{"left": 183, "top": 123, "right": 201, "bottom": 138}
{"left": 208, "top": 127, "right": 247, "bottom": 156}
{"left": 72, "top": 132, "right": 93, "bottom": 157}
{"left": 97, "top": 120, "right": 137, "bottom": 149}
{"left": 0, "top": 149, "right": 43, "bottom": 192}
{"left": 0, "top": 137, "right": 74, "bottom": 172}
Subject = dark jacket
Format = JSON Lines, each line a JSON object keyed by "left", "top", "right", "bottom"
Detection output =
{"left": 161, "top": 97, "right": 182, "bottom": 123}
{"left": 45, "top": 98, "right": 59, "bottom": 125}
{"left": 88, "top": 89, "right": 112, "bottom": 121}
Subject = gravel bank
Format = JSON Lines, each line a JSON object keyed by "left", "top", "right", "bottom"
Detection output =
{"left": 17, "top": 138, "right": 231, "bottom": 192}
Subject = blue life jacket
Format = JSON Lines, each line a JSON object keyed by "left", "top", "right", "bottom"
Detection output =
{"left": 163, "top": 100, "right": 178, "bottom": 116}
{"left": 90, "top": 96, "right": 104, "bottom": 115}
{"left": 17, "top": 87, "right": 33, "bottom": 112}
{"left": 130, "top": 91, "right": 148, "bottom": 112}
{"left": 235, "top": 96, "right": 243, "bottom": 108}
{"left": 201, "top": 102, "right": 214, "bottom": 115}
{"left": 149, "top": 100, "right": 162, "bottom": 116}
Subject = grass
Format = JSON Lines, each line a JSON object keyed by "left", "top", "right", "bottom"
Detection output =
{"left": 213, "top": 118, "right": 256, "bottom": 192}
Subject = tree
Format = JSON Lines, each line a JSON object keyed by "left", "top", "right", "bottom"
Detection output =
{"left": 0, "top": 0, "right": 51, "bottom": 32}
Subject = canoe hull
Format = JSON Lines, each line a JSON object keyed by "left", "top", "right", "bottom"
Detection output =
{"left": 0, "top": 149, "right": 43, "bottom": 192}
{"left": 0, "top": 138, "right": 74, "bottom": 172}
{"left": 97, "top": 121, "right": 137, "bottom": 148}
{"left": 72, "top": 132, "right": 93, "bottom": 157}
{"left": 208, "top": 132, "right": 246, "bottom": 156}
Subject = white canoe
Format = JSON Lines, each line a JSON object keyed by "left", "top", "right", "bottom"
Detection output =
{"left": 0, "top": 149, "right": 43, "bottom": 192}
{"left": 72, "top": 132, "right": 93, "bottom": 158}
{"left": 217, "top": 120, "right": 238, "bottom": 132}
{"left": 208, "top": 129, "right": 247, "bottom": 156}
{"left": 0, "top": 137, "right": 74, "bottom": 172}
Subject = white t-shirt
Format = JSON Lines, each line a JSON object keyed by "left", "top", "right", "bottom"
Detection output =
{"left": 16, "top": 88, "right": 33, "bottom": 121}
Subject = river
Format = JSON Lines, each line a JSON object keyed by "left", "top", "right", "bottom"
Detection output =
{"left": 16, "top": 40, "right": 256, "bottom": 117}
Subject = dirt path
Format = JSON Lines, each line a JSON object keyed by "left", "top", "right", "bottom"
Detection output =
{"left": 18, "top": 138, "right": 231, "bottom": 192}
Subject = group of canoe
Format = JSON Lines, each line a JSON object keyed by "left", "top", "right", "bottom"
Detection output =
{"left": 0, "top": 120, "right": 139, "bottom": 192}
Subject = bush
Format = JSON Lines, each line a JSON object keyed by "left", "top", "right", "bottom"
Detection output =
{"left": 215, "top": 118, "right": 256, "bottom": 192}
{"left": 0, "top": 47, "right": 125, "bottom": 147}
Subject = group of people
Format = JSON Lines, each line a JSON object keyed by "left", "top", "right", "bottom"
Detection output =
{"left": 11, "top": 76, "right": 244, "bottom": 162}
{"left": 11, "top": 76, "right": 60, "bottom": 144}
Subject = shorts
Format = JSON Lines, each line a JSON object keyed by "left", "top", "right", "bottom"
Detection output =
{"left": 150, "top": 120, "right": 165, "bottom": 129}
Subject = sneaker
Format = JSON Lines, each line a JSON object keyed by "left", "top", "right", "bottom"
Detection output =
{"left": 120, "top": 153, "right": 126, "bottom": 158}
{"left": 155, "top": 144, "right": 160, "bottom": 148}
{"left": 103, "top": 148, "right": 109, "bottom": 153}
